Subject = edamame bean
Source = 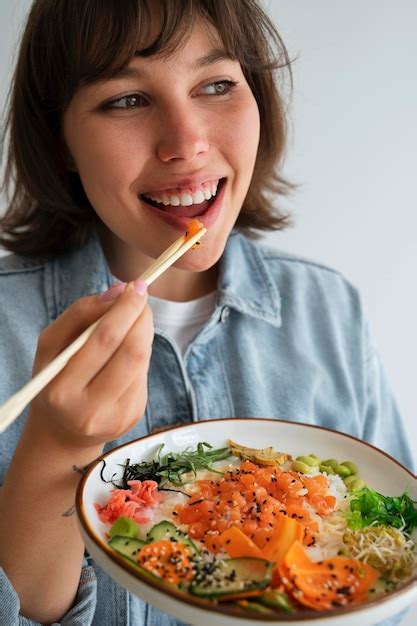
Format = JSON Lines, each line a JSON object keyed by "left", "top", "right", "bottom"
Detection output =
{"left": 296, "top": 455, "right": 320, "bottom": 467}
{"left": 308, "top": 453, "right": 321, "bottom": 461}
{"left": 347, "top": 478, "right": 366, "bottom": 492}
{"left": 291, "top": 460, "right": 311, "bottom": 474}
{"left": 322, "top": 459, "right": 338, "bottom": 468}
{"left": 343, "top": 475, "right": 358, "bottom": 487}
{"left": 319, "top": 463, "right": 335, "bottom": 475}
{"left": 334, "top": 464, "right": 351, "bottom": 477}
{"left": 340, "top": 461, "right": 358, "bottom": 475}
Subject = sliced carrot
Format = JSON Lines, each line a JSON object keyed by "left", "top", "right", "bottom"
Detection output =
{"left": 184, "top": 219, "right": 204, "bottom": 247}
{"left": 277, "top": 540, "right": 380, "bottom": 611}
{"left": 283, "top": 539, "right": 315, "bottom": 568}
{"left": 261, "top": 515, "right": 304, "bottom": 562}
{"left": 219, "top": 525, "right": 263, "bottom": 558}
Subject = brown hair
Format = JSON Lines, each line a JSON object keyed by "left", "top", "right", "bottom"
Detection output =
{"left": 0, "top": 0, "right": 293, "bottom": 257}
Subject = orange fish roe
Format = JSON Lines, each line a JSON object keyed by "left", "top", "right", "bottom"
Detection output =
{"left": 136, "top": 540, "right": 194, "bottom": 585}
{"left": 176, "top": 460, "right": 337, "bottom": 551}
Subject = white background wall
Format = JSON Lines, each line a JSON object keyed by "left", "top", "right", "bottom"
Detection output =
{"left": 0, "top": 1, "right": 416, "bottom": 621}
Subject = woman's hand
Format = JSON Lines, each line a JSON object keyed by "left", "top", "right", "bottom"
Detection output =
{"left": 28, "top": 279, "right": 153, "bottom": 449}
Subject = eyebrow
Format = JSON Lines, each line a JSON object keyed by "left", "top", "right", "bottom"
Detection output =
{"left": 109, "top": 48, "right": 233, "bottom": 81}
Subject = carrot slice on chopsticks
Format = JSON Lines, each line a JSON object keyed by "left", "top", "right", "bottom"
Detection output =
{"left": 184, "top": 219, "right": 204, "bottom": 248}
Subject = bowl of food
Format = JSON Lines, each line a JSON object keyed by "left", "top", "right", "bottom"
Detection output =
{"left": 76, "top": 418, "right": 417, "bottom": 625}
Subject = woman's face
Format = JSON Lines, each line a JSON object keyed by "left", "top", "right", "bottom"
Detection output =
{"left": 63, "top": 18, "right": 260, "bottom": 276}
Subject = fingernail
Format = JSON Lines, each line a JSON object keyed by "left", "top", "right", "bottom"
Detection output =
{"left": 133, "top": 279, "right": 148, "bottom": 295}
{"left": 99, "top": 282, "right": 126, "bottom": 302}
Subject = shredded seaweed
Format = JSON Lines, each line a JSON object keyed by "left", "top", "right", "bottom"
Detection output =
{"left": 99, "top": 442, "right": 230, "bottom": 489}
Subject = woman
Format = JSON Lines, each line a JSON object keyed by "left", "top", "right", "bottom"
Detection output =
{"left": 0, "top": 1, "right": 413, "bottom": 624}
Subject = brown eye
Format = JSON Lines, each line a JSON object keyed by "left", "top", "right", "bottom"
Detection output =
{"left": 105, "top": 94, "right": 148, "bottom": 110}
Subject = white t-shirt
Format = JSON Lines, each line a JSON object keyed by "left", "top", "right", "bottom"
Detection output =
{"left": 148, "top": 291, "right": 217, "bottom": 354}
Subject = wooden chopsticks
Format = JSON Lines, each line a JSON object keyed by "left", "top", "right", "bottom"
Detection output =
{"left": 0, "top": 225, "right": 207, "bottom": 433}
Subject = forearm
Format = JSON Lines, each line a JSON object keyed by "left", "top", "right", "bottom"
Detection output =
{"left": 0, "top": 416, "right": 102, "bottom": 624}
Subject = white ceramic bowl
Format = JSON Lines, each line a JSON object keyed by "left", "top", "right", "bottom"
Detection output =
{"left": 76, "top": 418, "right": 417, "bottom": 626}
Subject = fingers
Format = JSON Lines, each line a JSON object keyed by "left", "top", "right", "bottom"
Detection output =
{"left": 54, "top": 280, "right": 150, "bottom": 388}
{"left": 98, "top": 374, "right": 149, "bottom": 441}
{"left": 35, "top": 282, "right": 127, "bottom": 368}
{"left": 87, "top": 303, "right": 154, "bottom": 401}
{"left": 31, "top": 279, "right": 153, "bottom": 447}
{"left": 115, "top": 373, "right": 150, "bottom": 437}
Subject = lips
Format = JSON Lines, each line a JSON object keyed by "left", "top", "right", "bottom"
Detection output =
{"left": 140, "top": 178, "right": 227, "bottom": 231}
{"left": 140, "top": 178, "right": 226, "bottom": 218}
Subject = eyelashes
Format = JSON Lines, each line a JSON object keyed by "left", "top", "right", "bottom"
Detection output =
{"left": 102, "top": 80, "right": 239, "bottom": 111}
{"left": 199, "top": 79, "right": 238, "bottom": 97}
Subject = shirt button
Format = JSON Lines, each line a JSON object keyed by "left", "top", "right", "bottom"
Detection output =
{"left": 220, "top": 306, "right": 230, "bottom": 322}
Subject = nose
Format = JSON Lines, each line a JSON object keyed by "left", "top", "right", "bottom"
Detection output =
{"left": 155, "top": 105, "right": 210, "bottom": 163}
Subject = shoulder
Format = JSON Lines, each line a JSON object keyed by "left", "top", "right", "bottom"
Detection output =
{"left": 259, "top": 240, "right": 351, "bottom": 280}
{"left": 0, "top": 252, "right": 52, "bottom": 309}
{"left": 248, "top": 238, "right": 365, "bottom": 332}
{"left": 0, "top": 252, "right": 50, "bottom": 299}
{"left": 258, "top": 240, "right": 361, "bottom": 304}
{"left": 0, "top": 251, "right": 50, "bottom": 274}
{"left": 0, "top": 252, "right": 54, "bottom": 327}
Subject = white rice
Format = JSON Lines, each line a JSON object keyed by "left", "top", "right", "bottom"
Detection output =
{"left": 305, "top": 474, "right": 350, "bottom": 561}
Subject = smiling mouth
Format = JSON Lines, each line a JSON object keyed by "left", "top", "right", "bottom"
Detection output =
{"left": 140, "top": 178, "right": 227, "bottom": 217}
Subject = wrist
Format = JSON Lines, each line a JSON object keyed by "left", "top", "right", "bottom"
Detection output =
{"left": 24, "top": 410, "right": 104, "bottom": 467}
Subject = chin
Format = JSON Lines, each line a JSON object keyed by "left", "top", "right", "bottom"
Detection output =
{"left": 176, "top": 234, "right": 227, "bottom": 273}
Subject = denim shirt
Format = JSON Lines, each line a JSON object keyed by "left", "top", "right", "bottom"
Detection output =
{"left": 0, "top": 231, "right": 414, "bottom": 626}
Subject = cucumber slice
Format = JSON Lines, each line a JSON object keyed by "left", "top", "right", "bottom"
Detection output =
{"left": 146, "top": 521, "right": 199, "bottom": 555}
{"left": 236, "top": 600, "right": 274, "bottom": 614}
{"left": 258, "top": 590, "right": 295, "bottom": 613}
{"left": 189, "top": 557, "right": 273, "bottom": 599}
{"left": 108, "top": 536, "right": 146, "bottom": 562}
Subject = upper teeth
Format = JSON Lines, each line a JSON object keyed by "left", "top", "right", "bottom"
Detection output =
{"left": 143, "top": 180, "right": 219, "bottom": 207}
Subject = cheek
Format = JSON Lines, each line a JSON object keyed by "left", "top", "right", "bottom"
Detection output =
{"left": 66, "top": 120, "right": 140, "bottom": 199}
{"left": 219, "top": 96, "right": 260, "bottom": 169}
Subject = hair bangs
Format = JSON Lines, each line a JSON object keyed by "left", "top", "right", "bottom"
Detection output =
{"left": 73, "top": 0, "right": 200, "bottom": 88}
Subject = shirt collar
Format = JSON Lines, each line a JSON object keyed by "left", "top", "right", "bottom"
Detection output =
{"left": 54, "top": 230, "right": 112, "bottom": 316}
{"left": 217, "top": 231, "right": 282, "bottom": 328}
{"left": 55, "top": 229, "right": 281, "bottom": 328}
